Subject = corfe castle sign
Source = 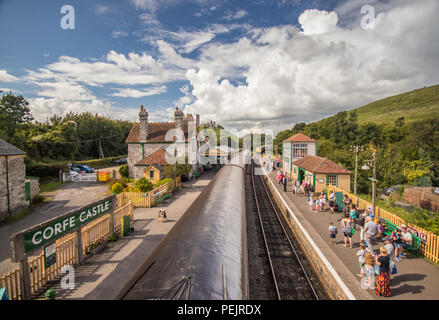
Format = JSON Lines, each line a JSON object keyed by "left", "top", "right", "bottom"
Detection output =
{"left": 23, "top": 198, "right": 113, "bottom": 253}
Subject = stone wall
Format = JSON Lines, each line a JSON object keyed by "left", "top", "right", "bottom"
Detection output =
{"left": 26, "top": 178, "right": 40, "bottom": 201}
{"left": 337, "top": 174, "right": 351, "bottom": 192}
{"left": 127, "top": 143, "right": 170, "bottom": 180}
{"left": 403, "top": 187, "right": 439, "bottom": 212}
{"left": 0, "top": 156, "right": 27, "bottom": 221}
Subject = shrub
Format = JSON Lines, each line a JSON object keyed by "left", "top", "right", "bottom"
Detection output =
{"left": 119, "top": 164, "right": 129, "bottom": 178}
{"left": 154, "top": 178, "right": 173, "bottom": 188}
{"left": 134, "top": 177, "right": 154, "bottom": 192}
{"left": 111, "top": 182, "right": 124, "bottom": 194}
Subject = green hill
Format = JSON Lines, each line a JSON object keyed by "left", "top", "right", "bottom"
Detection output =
{"left": 353, "top": 84, "right": 439, "bottom": 125}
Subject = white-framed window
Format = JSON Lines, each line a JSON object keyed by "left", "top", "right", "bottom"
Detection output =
{"left": 292, "top": 143, "right": 308, "bottom": 158}
{"left": 326, "top": 174, "right": 337, "bottom": 186}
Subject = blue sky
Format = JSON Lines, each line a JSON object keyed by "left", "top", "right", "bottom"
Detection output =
{"left": 0, "top": 0, "right": 438, "bottom": 133}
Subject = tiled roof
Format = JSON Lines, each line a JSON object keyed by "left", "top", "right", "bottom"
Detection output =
{"left": 0, "top": 138, "right": 26, "bottom": 156}
{"left": 293, "top": 155, "right": 351, "bottom": 174}
{"left": 126, "top": 121, "right": 192, "bottom": 143}
{"left": 135, "top": 148, "right": 169, "bottom": 166}
{"left": 283, "top": 133, "right": 317, "bottom": 143}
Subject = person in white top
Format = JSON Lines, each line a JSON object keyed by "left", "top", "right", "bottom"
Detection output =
{"left": 400, "top": 224, "right": 413, "bottom": 258}
{"left": 329, "top": 191, "right": 335, "bottom": 214}
{"left": 308, "top": 197, "right": 314, "bottom": 212}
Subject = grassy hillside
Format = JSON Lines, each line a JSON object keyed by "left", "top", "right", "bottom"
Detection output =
{"left": 353, "top": 84, "right": 439, "bottom": 125}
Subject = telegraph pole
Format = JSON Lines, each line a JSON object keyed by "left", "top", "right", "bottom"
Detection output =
{"left": 350, "top": 145, "right": 363, "bottom": 194}
{"left": 363, "top": 149, "right": 377, "bottom": 215}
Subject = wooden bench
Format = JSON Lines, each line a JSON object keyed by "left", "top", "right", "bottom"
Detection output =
{"left": 381, "top": 219, "right": 422, "bottom": 253}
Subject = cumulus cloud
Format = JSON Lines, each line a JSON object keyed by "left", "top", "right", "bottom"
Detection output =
{"left": 7, "top": 0, "right": 439, "bottom": 134}
{"left": 181, "top": 0, "right": 439, "bottom": 132}
{"left": 0, "top": 70, "right": 19, "bottom": 82}
{"left": 298, "top": 9, "right": 339, "bottom": 35}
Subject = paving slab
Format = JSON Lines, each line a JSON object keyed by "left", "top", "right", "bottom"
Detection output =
{"left": 268, "top": 170, "right": 439, "bottom": 300}
{"left": 38, "top": 170, "right": 216, "bottom": 300}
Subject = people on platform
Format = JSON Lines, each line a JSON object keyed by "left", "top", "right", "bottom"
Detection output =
{"left": 358, "top": 210, "right": 368, "bottom": 242}
{"left": 361, "top": 252, "right": 376, "bottom": 290}
{"left": 329, "top": 222, "right": 337, "bottom": 244}
{"left": 376, "top": 220, "right": 385, "bottom": 239}
{"left": 375, "top": 247, "right": 391, "bottom": 297}
{"left": 349, "top": 205, "right": 358, "bottom": 229}
{"left": 282, "top": 175, "right": 287, "bottom": 192}
{"left": 329, "top": 191, "right": 335, "bottom": 214}
{"left": 341, "top": 213, "right": 354, "bottom": 248}
{"left": 356, "top": 242, "right": 367, "bottom": 277}
{"left": 308, "top": 196, "right": 314, "bottom": 212}
{"left": 384, "top": 237, "right": 395, "bottom": 260}
{"left": 364, "top": 216, "right": 378, "bottom": 254}
{"left": 399, "top": 224, "right": 413, "bottom": 259}
{"left": 343, "top": 194, "right": 352, "bottom": 215}
{"left": 391, "top": 228, "right": 403, "bottom": 261}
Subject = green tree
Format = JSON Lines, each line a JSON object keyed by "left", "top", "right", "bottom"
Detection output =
{"left": 119, "top": 164, "right": 129, "bottom": 178}
{"left": 134, "top": 178, "right": 154, "bottom": 192}
{"left": 0, "top": 92, "right": 33, "bottom": 137}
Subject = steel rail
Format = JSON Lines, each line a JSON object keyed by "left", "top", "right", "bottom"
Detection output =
{"left": 256, "top": 166, "right": 319, "bottom": 300}
{"left": 250, "top": 161, "right": 282, "bottom": 300}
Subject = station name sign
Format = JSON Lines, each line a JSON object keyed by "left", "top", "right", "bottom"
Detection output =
{"left": 23, "top": 198, "right": 113, "bottom": 253}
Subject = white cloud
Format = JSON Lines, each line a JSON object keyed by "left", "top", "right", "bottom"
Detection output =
{"left": 8, "top": 0, "right": 439, "bottom": 133}
{"left": 112, "top": 85, "right": 167, "bottom": 97}
{"left": 138, "top": 13, "right": 161, "bottom": 26}
{"left": 0, "top": 88, "right": 15, "bottom": 93}
{"left": 180, "top": 0, "right": 439, "bottom": 132}
{"left": 0, "top": 70, "right": 19, "bottom": 82}
{"left": 298, "top": 9, "right": 339, "bottom": 35}
{"left": 96, "top": 4, "right": 110, "bottom": 14}
{"left": 112, "top": 30, "right": 129, "bottom": 38}
{"left": 223, "top": 9, "right": 249, "bottom": 21}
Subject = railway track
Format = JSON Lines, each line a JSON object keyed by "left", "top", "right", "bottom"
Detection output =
{"left": 250, "top": 160, "right": 319, "bottom": 300}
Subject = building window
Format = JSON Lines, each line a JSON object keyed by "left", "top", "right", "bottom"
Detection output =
{"left": 292, "top": 143, "right": 308, "bottom": 158}
{"left": 149, "top": 170, "right": 154, "bottom": 179}
{"left": 326, "top": 174, "right": 337, "bottom": 186}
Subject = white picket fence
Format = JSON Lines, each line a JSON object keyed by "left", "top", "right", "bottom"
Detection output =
{"left": 62, "top": 173, "right": 97, "bottom": 182}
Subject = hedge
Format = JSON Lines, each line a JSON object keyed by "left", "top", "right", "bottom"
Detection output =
{"left": 25, "top": 155, "right": 127, "bottom": 178}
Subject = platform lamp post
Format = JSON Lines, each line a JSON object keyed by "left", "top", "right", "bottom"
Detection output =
{"left": 362, "top": 149, "right": 377, "bottom": 215}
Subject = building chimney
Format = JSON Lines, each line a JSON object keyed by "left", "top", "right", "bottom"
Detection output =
{"left": 139, "top": 105, "right": 148, "bottom": 143}
{"left": 174, "top": 107, "right": 184, "bottom": 130}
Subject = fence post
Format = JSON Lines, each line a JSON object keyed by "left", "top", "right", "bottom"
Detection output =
{"left": 76, "top": 228, "right": 84, "bottom": 265}
{"left": 109, "top": 195, "right": 117, "bottom": 235}
{"left": 19, "top": 258, "right": 31, "bottom": 300}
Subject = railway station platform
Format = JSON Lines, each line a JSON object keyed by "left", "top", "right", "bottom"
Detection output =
{"left": 267, "top": 170, "right": 439, "bottom": 300}
{"left": 36, "top": 170, "right": 217, "bottom": 300}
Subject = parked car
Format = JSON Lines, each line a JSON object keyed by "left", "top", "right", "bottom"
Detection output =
{"left": 71, "top": 165, "right": 94, "bottom": 173}
{"left": 115, "top": 158, "right": 127, "bottom": 165}
{"left": 382, "top": 185, "right": 401, "bottom": 196}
